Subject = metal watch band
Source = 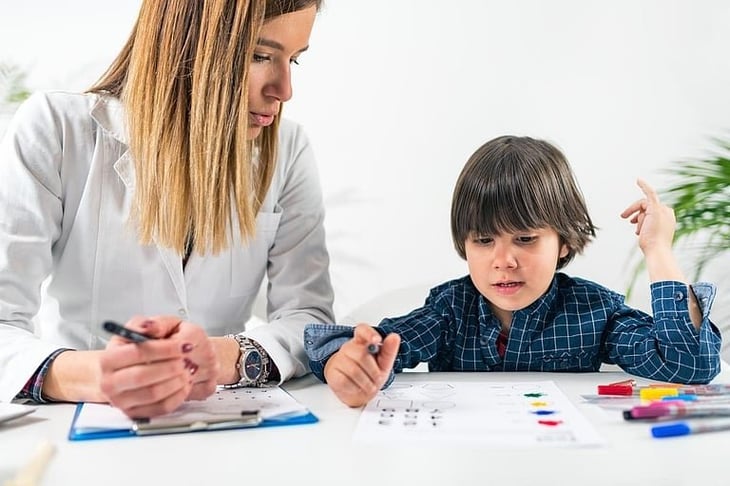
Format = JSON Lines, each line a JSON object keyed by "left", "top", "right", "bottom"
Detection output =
{"left": 223, "top": 334, "right": 270, "bottom": 388}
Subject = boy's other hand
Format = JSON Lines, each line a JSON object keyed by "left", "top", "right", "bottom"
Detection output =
{"left": 323, "top": 323, "right": 400, "bottom": 408}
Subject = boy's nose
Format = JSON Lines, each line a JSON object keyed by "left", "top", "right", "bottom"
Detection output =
{"left": 492, "top": 245, "right": 517, "bottom": 269}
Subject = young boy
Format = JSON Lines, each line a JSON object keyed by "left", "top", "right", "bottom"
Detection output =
{"left": 304, "top": 136, "right": 722, "bottom": 407}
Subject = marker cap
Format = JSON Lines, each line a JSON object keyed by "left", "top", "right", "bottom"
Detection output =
{"left": 597, "top": 384, "right": 633, "bottom": 396}
{"left": 640, "top": 387, "right": 679, "bottom": 401}
{"left": 662, "top": 394, "right": 697, "bottom": 402}
{"left": 631, "top": 405, "right": 669, "bottom": 419}
{"left": 651, "top": 423, "right": 691, "bottom": 438}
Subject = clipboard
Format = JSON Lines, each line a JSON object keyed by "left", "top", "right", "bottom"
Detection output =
{"left": 68, "top": 386, "right": 318, "bottom": 441}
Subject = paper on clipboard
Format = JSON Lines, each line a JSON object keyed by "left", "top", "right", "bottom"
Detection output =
{"left": 68, "top": 386, "right": 316, "bottom": 440}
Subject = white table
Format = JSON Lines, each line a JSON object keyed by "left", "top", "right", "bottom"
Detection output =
{"left": 2, "top": 366, "right": 729, "bottom": 486}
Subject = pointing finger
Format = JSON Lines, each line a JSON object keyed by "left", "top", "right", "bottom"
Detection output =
{"left": 636, "top": 178, "right": 659, "bottom": 203}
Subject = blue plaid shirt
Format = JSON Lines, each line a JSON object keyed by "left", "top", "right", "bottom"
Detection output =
{"left": 305, "top": 274, "right": 722, "bottom": 386}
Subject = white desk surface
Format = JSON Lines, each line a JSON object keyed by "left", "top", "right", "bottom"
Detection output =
{"left": 2, "top": 366, "right": 729, "bottom": 486}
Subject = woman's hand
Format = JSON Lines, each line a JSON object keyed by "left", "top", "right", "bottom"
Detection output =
{"left": 99, "top": 316, "right": 217, "bottom": 418}
{"left": 161, "top": 319, "right": 219, "bottom": 400}
{"left": 323, "top": 324, "right": 400, "bottom": 408}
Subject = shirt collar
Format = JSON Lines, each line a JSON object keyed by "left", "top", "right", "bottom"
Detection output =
{"left": 89, "top": 94, "right": 128, "bottom": 145}
{"left": 476, "top": 274, "right": 561, "bottom": 323}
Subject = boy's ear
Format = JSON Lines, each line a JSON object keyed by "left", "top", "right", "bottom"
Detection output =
{"left": 559, "top": 244, "right": 570, "bottom": 259}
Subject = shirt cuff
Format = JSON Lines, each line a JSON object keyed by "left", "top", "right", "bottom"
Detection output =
{"left": 304, "top": 324, "right": 355, "bottom": 382}
{"left": 16, "top": 348, "right": 71, "bottom": 403}
{"left": 650, "top": 281, "right": 716, "bottom": 319}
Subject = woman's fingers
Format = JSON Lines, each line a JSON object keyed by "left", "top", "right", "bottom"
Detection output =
{"left": 99, "top": 316, "right": 216, "bottom": 417}
{"left": 117, "top": 383, "right": 191, "bottom": 419}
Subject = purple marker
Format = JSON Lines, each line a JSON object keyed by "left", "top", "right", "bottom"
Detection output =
{"left": 631, "top": 402, "right": 730, "bottom": 420}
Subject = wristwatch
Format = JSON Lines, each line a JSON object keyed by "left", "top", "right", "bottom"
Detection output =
{"left": 224, "top": 334, "right": 270, "bottom": 388}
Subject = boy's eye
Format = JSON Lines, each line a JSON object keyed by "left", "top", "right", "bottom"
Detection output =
{"left": 516, "top": 236, "right": 537, "bottom": 244}
{"left": 473, "top": 236, "right": 493, "bottom": 245}
{"left": 253, "top": 53, "right": 271, "bottom": 63}
{"left": 290, "top": 57, "right": 300, "bottom": 66}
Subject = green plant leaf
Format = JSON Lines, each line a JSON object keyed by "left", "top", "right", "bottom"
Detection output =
{"left": 0, "top": 62, "right": 32, "bottom": 106}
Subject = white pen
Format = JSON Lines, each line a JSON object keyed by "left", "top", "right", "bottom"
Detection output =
{"left": 5, "top": 440, "right": 56, "bottom": 486}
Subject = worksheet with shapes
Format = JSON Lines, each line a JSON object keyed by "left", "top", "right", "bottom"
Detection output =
{"left": 353, "top": 381, "right": 604, "bottom": 448}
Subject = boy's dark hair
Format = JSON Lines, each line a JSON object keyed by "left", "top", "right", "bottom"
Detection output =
{"left": 450, "top": 135, "right": 596, "bottom": 270}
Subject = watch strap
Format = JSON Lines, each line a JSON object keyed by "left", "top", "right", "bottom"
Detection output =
{"left": 223, "top": 334, "right": 270, "bottom": 388}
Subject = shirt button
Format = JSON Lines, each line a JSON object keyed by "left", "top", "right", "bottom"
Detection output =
{"left": 178, "top": 308, "right": 187, "bottom": 317}
{"left": 480, "top": 336, "right": 489, "bottom": 345}
{"left": 673, "top": 291, "right": 685, "bottom": 302}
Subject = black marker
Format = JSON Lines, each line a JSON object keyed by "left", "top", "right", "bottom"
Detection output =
{"left": 103, "top": 320, "right": 153, "bottom": 343}
{"left": 367, "top": 343, "right": 381, "bottom": 355}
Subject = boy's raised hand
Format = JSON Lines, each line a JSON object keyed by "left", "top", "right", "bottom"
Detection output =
{"left": 620, "top": 179, "right": 697, "bottom": 327}
{"left": 323, "top": 324, "right": 401, "bottom": 408}
{"left": 620, "top": 178, "right": 676, "bottom": 254}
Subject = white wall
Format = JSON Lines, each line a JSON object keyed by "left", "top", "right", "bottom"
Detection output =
{"left": 2, "top": 2, "right": 729, "bottom": 332}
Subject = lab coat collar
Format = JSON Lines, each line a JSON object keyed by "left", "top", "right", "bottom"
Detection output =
{"left": 90, "top": 94, "right": 129, "bottom": 145}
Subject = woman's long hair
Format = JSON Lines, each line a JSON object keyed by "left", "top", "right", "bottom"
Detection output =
{"left": 89, "top": 0, "right": 321, "bottom": 255}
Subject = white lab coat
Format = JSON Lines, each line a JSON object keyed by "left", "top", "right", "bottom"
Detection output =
{"left": 0, "top": 92, "right": 335, "bottom": 401}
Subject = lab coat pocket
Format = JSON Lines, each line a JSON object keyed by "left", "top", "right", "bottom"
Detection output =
{"left": 229, "top": 209, "right": 282, "bottom": 297}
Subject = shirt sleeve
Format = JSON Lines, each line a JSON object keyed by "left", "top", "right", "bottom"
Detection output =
{"left": 0, "top": 93, "right": 68, "bottom": 402}
{"left": 603, "top": 281, "right": 722, "bottom": 384}
{"left": 303, "top": 323, "right": 399, "bottom": 389}
{"left": 245, "top": 121, "right": 335, "bottom": 384}
{"left": 15, "top": 348, "right": 71, "bottom": 403}
{"left": 304, "top": 286, "right": 456, "bottom": 386}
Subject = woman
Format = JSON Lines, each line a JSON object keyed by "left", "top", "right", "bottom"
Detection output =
{"left": 0, "top": 0, "right": 333, "bottom": 418}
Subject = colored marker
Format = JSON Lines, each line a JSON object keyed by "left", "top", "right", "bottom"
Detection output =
{"left": 629, "top": 402, "right": 730, "bottom": 420}
{"left": 661, "top": 395, "right": 730, "bottom": 404}
{"left": 661, "top": 394, "right": 697, "bottom": 402}
{"left": 652, "top": 420, "right": 730, "bottom": 438}
{"left": 639, "top": 387, "right": 679, "bottom": 401}
{"left": 103, "top": 320, "right": 153, "bottom": 343}
{"left": 598, "top": 382, "right": 730, "bottom": 398}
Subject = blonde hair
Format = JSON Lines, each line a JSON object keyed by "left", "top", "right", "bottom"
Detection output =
{"left": 90, "top": 0, "right": 276, "bottom": 255}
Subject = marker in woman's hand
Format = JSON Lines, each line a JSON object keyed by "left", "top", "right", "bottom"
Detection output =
{"left": 103, "top": 321, "right": 153, "bottom": 343}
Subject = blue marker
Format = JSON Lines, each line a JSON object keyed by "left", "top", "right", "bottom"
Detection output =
{"left": 661, "top": 395, "right": 697, "bottom": 402}
{"left": 652, "top": 420, "right": 730, "bottom": 438}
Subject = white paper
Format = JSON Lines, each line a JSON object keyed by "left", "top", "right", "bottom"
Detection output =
{"left": 74, "top": 386, "right": 308, "bottom": 431}
{"left": 0, "top": 403, "right": 36, "bottom": 424}
{"left": 354, "top": 381, "right": 605, "bottom": 448}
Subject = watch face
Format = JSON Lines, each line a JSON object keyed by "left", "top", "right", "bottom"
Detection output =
{"left": 243, "top": 350, "right": 263, "bottom": 381}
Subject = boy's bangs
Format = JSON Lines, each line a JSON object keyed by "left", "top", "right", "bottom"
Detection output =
{"left": 462, "top": 174, "right": 552, "bottom": 237}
